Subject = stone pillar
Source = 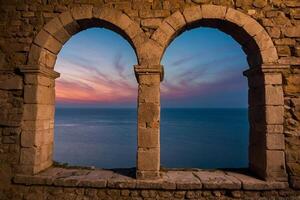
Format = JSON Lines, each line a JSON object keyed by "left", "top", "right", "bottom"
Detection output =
{"left": 244, "top": 65, "right": 288, "bottom": 182}
{"left": 18, "top": 65, "right": 60, "bottom": 175}
{"left": 134, "top": 65, "right": 163, "bottom": 179}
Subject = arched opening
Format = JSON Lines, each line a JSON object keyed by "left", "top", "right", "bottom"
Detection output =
{"left": 20, "top": 7, "right": 143, "bottom": 175}
{"left": 145, "top": 5, "right": 286, "bottom": 181}
{"left": 161, "top": 27, "right": 249, "bottom": 168}
{"left": 54, "top": 28, "right": 137, "bottom": 168}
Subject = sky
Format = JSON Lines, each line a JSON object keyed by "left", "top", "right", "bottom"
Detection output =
{"left": 55, "top": 27, "right": 248, "bottom": 108}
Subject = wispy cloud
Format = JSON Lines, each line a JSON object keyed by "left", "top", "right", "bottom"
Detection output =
{"left": 55, "top": 53, "right": 137, "bottom": 105}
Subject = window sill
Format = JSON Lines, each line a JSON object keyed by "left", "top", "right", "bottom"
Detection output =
{"left": 13, "top": 167, "right": 288, "bottom": 190}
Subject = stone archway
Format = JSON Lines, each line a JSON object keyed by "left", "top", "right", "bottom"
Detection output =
{"left": 134, "top": 5, "right": 287, "bottom": 181}
{"left": 19, "top": 6, "right": 144, "bottom": 175}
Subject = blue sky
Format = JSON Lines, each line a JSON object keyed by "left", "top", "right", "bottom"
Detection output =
{"left": 55, "top": 27, "right": 248, "bottom": 108}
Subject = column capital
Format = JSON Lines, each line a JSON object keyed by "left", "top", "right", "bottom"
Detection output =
{"left": 243, "top": 65, "right": 289, "bottom": 77}
{"left": 134, "top": 65, "right": 164, "bottom": 82}
{"left": 18, "top": 65, "right": 60, "bottom": 79}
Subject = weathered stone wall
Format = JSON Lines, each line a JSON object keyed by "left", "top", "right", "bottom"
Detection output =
{"left": 0, "top": 0, "right": 300, "bottom": 199}
{"left": 3, "top": 186, "right": 300, "bottom": 200}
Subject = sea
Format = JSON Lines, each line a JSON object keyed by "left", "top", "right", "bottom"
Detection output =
{"left": 54, "top": 108, "right": 249, "bottom": 169}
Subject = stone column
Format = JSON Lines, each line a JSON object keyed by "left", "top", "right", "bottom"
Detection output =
{"left": 18, "top": 65, "right": 60, "bottom": 175}
{"left": 244, "top": 65, "right": 288, "bottom": 182}
{"left": 134, "top": 65, "right": 163, "bottom": 179}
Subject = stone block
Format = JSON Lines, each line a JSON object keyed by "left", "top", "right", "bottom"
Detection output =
{"left": 136, "top": 170, "right": 160, "bottom": 180}
{"left": 59, "top": 11, "right": 80, "bottom": 35}
{"left": 20, "top": 147, "right": 40, "bottom": 165}
{"left": 183, "top": 5, "right": 202, "bottom": 24}
{"left": 125, "top": 22, "right": 144, "bottom": 43}
{"left": 254, "top": 30, "right": 275, "bottom": 51}
{"left": 151, "top": 21, "right": 175, "bottom": 47}
{"left": 21, "top": 130, "right": 43, "bottom": 147}
{"left": 138, "top": 102, "right": 160, "bottom": 128}
{"left": 34, "top": 29, "right": 62, "bottom": 54}
{"left": 201, "top": 5, "right": 227, "bottom": 19}
{"left": 264, "top": 85, "right": 284, "bottom": 105}
{"left": 97, "top": 7, "right": 133, "bottom": 32}
{"left": 25, "top": 74, "right": 55, "bottom": 87}
{"left": 225, "top": 8, "right": 251, "bottom": 27}
{"left": 250, "top": 106, "right": 284, "bottom": 125}
{"left": 71, "top": 5, "right": 93, "bottom": 20}
{"left": 260, "top": 47, "right": 278, "bottom": 64}
{"left": 284, "top": 25, "right": 300, "bottom": 37}
{"left": 141, "top": 18, "right": 162, "bottom": 29}
{"left": 164, "top": 11, "right": 186, "bottom": 31}
{"left": 24, "top": 85, "right": 55, "bottom": 104}
{"left": 22, "top": 120, "right": 51, "bottom": 131}
{"left": 264, "top": 73, "right": 282, "bottom": 85}
{"left": 138, "top": 84, "right": 159, "bottom": 103}
{"left": 0, "top": 75, "right": 23, "bottom": 90}
{"left": 138, "top": 39, "right": 163, "bottom": 65}
{"left": 43, "top": 17, "right": 70, "bottom": 44}
{"left": 227, "top": 171, "right": 288, "bottom": 190}
{"left": 194, "top": 170, "right": 241, "bottom": 189}
{"left": 266, "top": 106, "right": 284, "bottom": 124}
{"left": 23, "top": 104, "right": 54, "bottom": 121}
{"left": 163, "top": 171, "right": 202, "bottom": 190}
{"left": 139, "top": 10, "right": 170, "bottom": 18}
{"left": 137, "top": 148, "right": 160, "bottom": 171}
{"left": 138, "top": 128, "right": 159, "bottom": 148}
{"left": 266, "top": 150, "right": 286, "bottom": 175}
{"left": 243, "top": 18, "right": 265, "bottom": 37}
{"left": 266, "top": 134, "right": 285, "bottom": 150}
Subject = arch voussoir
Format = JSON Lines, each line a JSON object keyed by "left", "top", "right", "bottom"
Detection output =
{"left": 182, "top": 5, "right": 202, "bottom": 24}
{"left": 43, "top": 17, "right": 70, "bottom": 44}
{"left": 151, "top": 21, "right": 175, "bottom": 47}
{"left": 58, "top": 11, "right": 81, "bottom": 35}
{"left": 28, "top": 6, "right": 144, "bottom": 68}
{"left": 33, "top": 29, "right": 62, "bottom": 55}
{"left": 164, "top": 11, "right": 186, "bottom": 32}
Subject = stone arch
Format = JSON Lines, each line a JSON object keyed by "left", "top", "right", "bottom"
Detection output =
{"left": 27, "top": 5, "right": 145, "bottom": 69}
{"left": 151, "top": 5, "right": 278, "bottom": 68}
{"left": 20, "top": 6, "right": 145, "bottom": 175}
{"left": 135, "top": 5, "right": 287, "bottom": 181}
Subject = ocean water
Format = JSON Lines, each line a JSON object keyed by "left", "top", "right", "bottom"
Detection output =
{"left": 54, "top": 108, "right": 249, "bottom": 169}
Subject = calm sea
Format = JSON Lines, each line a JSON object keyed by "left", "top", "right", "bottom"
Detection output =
{"left": 54, "top": 108, "right": 249, "bottom": 169}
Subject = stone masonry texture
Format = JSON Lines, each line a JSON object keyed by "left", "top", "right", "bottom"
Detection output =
{"left": 0, "top": 0, "right": 300, "bottom": 199}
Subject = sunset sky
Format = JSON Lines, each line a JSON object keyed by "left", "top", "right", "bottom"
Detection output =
{"left": 55, "top": 27, "right": 248, "bottom": 108}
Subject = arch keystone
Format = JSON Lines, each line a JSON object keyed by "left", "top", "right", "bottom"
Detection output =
{"left": 201, "top": 4, "right": 227, "bottom": 19}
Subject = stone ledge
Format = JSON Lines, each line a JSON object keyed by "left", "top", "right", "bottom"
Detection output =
{"left": 13, "top": 167, "right": 289, "bottom": 190}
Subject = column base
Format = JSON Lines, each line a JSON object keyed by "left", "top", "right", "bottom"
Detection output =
{"left": 136, "top": 170, "right": 160, "bottom": 180}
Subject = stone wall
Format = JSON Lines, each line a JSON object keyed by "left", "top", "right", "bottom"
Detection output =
{"left": 0, "top": 0, "right": 300, "bottom": 199}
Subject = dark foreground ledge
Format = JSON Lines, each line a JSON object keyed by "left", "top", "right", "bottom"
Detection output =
{"left": 13, "top": 167, "right": 288, "bottom": 190}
